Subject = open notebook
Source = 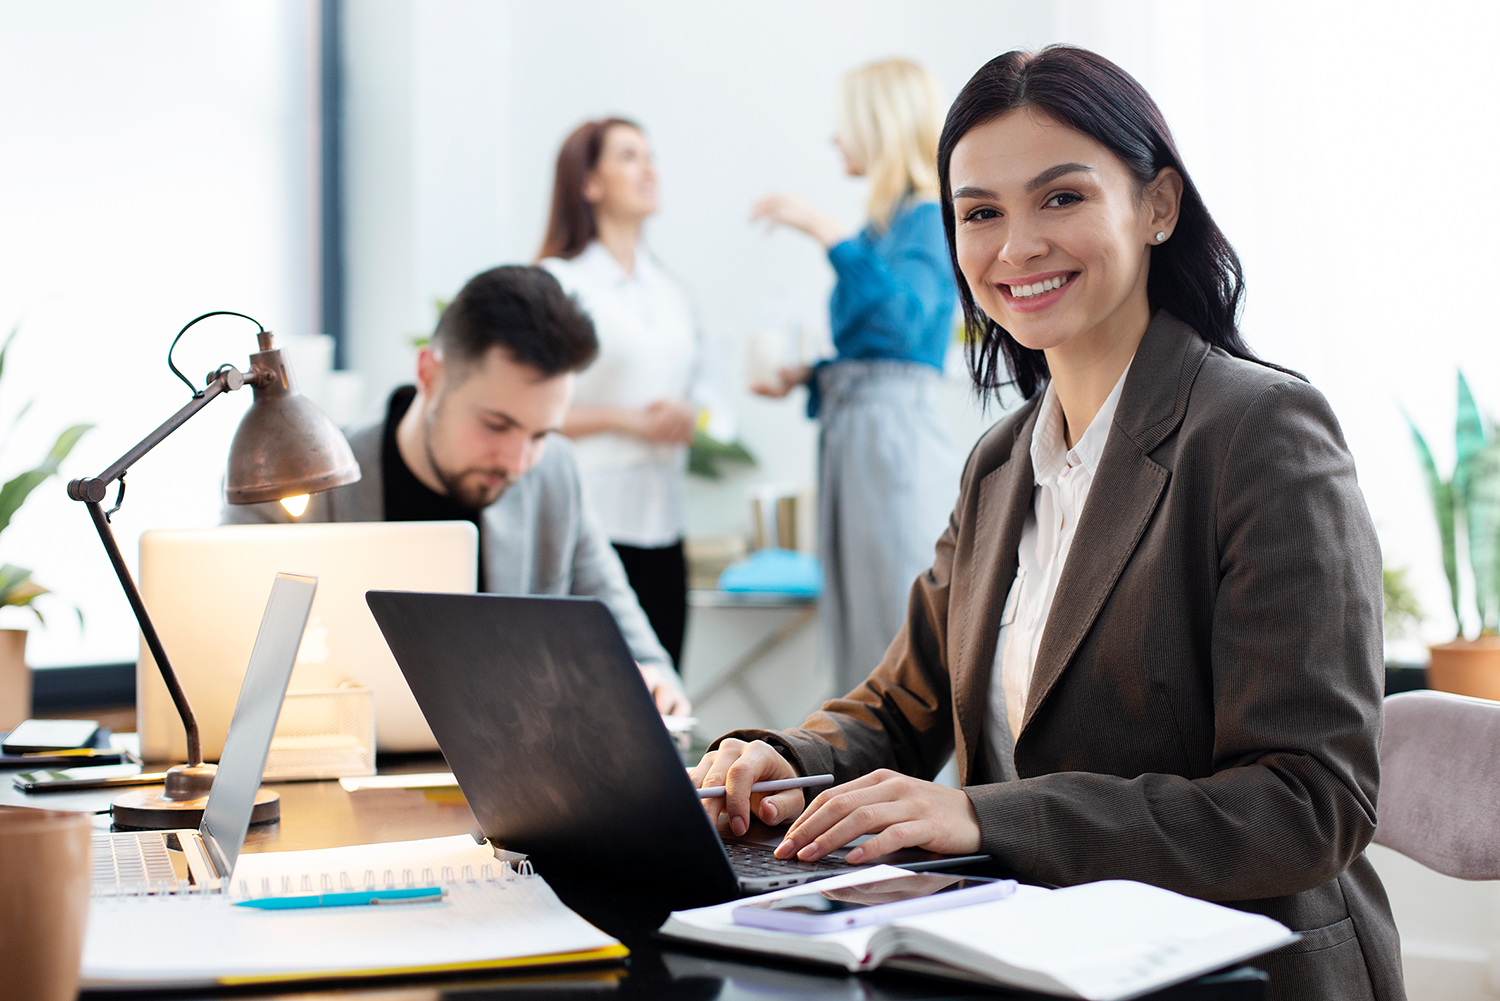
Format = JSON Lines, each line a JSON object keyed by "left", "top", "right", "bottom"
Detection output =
{"left": 659, "top": 865, "right": 1295, "bottom": 1000}
{"left": 81, "top": 835, "right": 625, "bottom": 989}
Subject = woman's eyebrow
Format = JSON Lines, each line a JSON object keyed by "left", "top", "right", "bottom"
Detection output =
{"left": 1026, "top": 162, "right": 1092, "bottom": 192}
{"left": 953, "top": 163, "right": 1094, "bottom": 201}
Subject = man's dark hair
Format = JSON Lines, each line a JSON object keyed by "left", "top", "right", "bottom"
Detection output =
{"left": 432, "top": 265, "right": 598, "bottom": 378}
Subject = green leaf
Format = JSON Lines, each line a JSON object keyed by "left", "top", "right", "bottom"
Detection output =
{"left": 1405, "top": 409, "right": 1462, "bottom": 633}
{"left": 1455, "top": 371, "right": 1486, "bottom": 503}
{"left": 1467, "top": 440, "right": 1500, "bottom": 633}
{"left": 0, "top": 422, "right": 92, "bottom": 536}
{"left": 687, "top": 432, "right": 758, "bottom": 481}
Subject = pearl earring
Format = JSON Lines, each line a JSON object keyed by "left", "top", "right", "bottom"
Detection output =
{"left": 1155, "top": 231, "right": 1167, "bottom": 243}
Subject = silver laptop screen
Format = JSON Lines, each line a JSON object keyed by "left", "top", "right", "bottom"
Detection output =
{"left": 199, "top": 572, "right": 317, "bottom": 878}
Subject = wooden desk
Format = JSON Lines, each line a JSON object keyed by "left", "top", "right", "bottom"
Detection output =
{"left": 9, "top": 753, "right": 1259, "bottom": 1001}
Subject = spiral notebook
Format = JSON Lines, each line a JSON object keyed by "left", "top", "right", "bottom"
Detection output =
{"left": 80, "top": 835, "right": 627, "bottom": 989}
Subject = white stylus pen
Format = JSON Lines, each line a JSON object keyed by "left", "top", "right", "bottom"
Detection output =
{"left": 694, "top": 773, "right": 835, "bottom": 800}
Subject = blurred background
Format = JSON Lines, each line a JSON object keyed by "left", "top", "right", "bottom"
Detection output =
{"left": 3, "top": 2, "right": 1500, "bottom": 994}
{"left": 6, "top": 0, "right": 1498, "bottom": 674}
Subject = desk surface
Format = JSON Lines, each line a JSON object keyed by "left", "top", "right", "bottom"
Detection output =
{"left": 4, "top": 753, "right": 1268, "bottom": 1000}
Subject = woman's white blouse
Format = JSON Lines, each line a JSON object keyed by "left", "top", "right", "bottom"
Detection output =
{"left": 984, "top": 359, "right": 1133, "bottom": 782}
{"left": 541, "top": 241, "right": 699, "bottom": 548}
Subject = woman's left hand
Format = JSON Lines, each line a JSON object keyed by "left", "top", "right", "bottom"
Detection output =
{"left": 774, "top": 769, "right": 982, "bottom": 864}
{"left": 750, "top": 193, "right": 847, "bottom": 248}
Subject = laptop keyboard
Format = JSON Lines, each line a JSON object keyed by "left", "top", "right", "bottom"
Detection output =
{"left": 92, "top": 832, "right": 179, "bottom": 895}
{"left": 723, "top": 840, "right": 847, "bottom": 878}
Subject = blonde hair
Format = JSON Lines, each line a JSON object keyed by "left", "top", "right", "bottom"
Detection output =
{"left": 837, "top": 59, "right": 944, "bottom": 231}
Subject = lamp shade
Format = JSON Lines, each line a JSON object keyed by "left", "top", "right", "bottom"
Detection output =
{"left": 224, "top": 338, "right": 360, "bottom": 505}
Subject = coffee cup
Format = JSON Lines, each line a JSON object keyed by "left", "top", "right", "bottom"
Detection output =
{"left": 0, "top": 807, "right": 92, "bottom": 1001}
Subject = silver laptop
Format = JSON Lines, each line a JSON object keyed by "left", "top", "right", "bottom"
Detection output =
{"left": 137, "top": 521, "right": 477, "bottom": 759}
{"left": 94, "top": 573, "right": 316, "bottom": 896}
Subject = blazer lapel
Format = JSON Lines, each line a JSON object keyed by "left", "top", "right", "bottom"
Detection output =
{"left": 951, "top": 402, "right": 1038, "bottom": 783}
{"left": 1019, "top": 312, "right": 1212, "bottom": 737}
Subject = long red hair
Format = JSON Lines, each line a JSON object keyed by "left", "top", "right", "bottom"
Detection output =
{"left": 536, "top": 117, "right": 641, "bottom": 262}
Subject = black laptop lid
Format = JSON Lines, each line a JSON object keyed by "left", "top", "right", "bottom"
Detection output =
{"left": 366, "top": 590, "right": 739, "bottom": 901}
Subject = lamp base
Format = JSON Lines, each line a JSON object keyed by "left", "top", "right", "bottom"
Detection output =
{"left": 111, "top": 787, "right": 280, "bottom": 830}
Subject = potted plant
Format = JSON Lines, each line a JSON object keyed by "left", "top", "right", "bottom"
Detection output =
{"left": 1406, "top": 372, "right": 1500, "bottom": 699}
{"left": 0, "top": 322, "right": 91, "bottom": 726}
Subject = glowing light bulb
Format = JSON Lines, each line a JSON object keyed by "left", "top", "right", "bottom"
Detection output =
{"left": 280, "top": 494, "right": 310, "bottom": 517}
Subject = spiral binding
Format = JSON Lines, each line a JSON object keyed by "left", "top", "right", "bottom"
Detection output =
{"left": 229, "top": 860, "right": 535, "bottom": 901}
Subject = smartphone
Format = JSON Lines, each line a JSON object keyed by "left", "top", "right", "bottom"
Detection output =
{"left": 2, "top": 718, "right": 99, "bottom": 754}
{"left": 731, "top": 873, "right": 1016, "bottom": 933}
{"left": 12, "top": 764, "right": 168, "bottom": 793}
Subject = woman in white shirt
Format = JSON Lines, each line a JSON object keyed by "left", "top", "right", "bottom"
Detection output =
{"left": 538, "top": 118, "right": 699, "bottom": 669}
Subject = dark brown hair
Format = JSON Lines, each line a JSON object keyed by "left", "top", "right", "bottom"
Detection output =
{"left": 536, "top": 117, "right": 641, "bottom": 262}
{"left": 938, "top": 46, "right": 1256, "bottom": 400}
{"left": 434, "top": 266, "right": 598, "bottom": 378}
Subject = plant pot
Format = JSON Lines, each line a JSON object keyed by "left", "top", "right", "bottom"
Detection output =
{"left": 1427, "top": 637, "right": 1500, "bottom": 701}
{"left": 0, "top": 628, "right": 28, "bottom": 729}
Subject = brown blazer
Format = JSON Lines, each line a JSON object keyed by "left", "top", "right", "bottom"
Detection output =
{"left": 725, "top": 312, "right": 1403, "bottom": 1001}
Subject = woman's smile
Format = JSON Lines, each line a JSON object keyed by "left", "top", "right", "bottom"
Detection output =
{"left": 998, "top": 270, "right": 1077, "bottom": 312}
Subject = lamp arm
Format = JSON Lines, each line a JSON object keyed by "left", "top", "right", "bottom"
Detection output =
{"left": 66, "top": 366, "right": 252, "bottom": 768}
{"left": 81, "top": 368, "right": 242, "bottom": 491}
{"left": 82, "top": 497, "right": 206, "bottom": 765}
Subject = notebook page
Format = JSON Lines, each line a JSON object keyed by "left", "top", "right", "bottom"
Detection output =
{"left": 894, "top": 880, "right": 1294, "bottom": 1000}
{"left": 82, "top": 875, "right": 620, "bottom": 986}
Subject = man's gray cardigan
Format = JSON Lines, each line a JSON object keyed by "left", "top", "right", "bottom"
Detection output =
{"left": 222, "top": 410, "right": 679, "bottom": 688}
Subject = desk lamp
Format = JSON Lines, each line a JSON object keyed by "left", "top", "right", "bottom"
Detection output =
{"left": 67, "top": 311, "right": 359, "bottom": 829}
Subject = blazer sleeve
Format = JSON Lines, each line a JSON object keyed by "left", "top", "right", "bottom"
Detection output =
{"left": 966, "top": 379, "right": 1384, "bottom": 901}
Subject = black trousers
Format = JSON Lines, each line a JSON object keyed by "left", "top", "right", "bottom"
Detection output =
{"left": 611, "top": 539, "right": 688, "bottom": 674}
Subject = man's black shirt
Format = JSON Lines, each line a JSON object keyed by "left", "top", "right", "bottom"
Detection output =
{"left": 381, "top": 386, "right": 484, "bottom": 589}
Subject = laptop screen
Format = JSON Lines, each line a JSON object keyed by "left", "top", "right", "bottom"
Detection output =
{"left": 198, "top": 572, "right": 317, "bottom": 879}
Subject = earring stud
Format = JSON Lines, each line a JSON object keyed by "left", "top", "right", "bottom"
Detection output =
{"left": 1155, "top": 231, "right": 1166, "bottom": 243}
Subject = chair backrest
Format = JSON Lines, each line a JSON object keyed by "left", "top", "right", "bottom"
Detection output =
{"left": 1374, "top": 689, "right": 1500, "bottom": 880}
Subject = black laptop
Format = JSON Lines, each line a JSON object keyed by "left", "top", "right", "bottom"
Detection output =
{"left": 365, "top": 590, "right": 986, "bottom": 904}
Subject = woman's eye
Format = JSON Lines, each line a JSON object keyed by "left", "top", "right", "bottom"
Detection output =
{"left": 1044, "top": 192, "right": 1082, "bottom": 208}
{"left": 962, "top": 207, "right": 999, "bottom": 223}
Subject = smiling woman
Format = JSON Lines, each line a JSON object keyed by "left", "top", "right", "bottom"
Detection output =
{"left": 692, "top": 45, "right": 1401, "bottom": 1001}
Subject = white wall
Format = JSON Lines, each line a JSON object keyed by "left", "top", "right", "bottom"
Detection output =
{"left": 0, "top": 1, "right": 319, "bottom": 667}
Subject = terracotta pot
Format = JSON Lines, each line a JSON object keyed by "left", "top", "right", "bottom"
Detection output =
{"left": 1427, "top": 637, "right": 1500, "bottom": 701}
{"left": 0, "top": 628, "right": 28, "bottom": 729}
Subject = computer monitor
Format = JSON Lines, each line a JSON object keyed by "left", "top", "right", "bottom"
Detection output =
{"left": 137, "top": 521, "right": 477, "bottom": 759}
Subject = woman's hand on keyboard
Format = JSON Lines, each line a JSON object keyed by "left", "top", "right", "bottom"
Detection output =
{"left": 690, "top": 738, "right": 801, "bottom": 838}
{"left": 773, "top": 769, "right": 981, "bottom": 864}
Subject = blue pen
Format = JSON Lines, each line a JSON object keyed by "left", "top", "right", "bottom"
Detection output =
{"left": 236, "top": 886, "right": 447, "bottom": 910}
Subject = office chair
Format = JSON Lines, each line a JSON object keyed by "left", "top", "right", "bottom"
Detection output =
{"left": 1373, "top": 689, "right": 1500, "bottom": 880}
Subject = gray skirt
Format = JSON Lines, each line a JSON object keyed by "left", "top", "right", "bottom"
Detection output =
{"left": 816, "top": 360, "right": 960, "bottom": 696}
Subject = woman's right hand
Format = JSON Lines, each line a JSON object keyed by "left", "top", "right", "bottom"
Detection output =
{"left": 690, "top": 738, "right": 802, "bottom": 837}
{"left": 750, "top": 365, "right": 812, "bottom": 399}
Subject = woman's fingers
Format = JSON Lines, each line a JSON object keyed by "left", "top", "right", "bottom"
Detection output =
{"left": 691, "top": 740, "right": 796, "bottom": 838}
{"left": 773, "top": 770, "right": 983, "bottom": 862}
{"left": 777, "top": 771, "right": 899, "bottom": 858}
{"left": 755, "top": 788, "right": 806, "bottom": 826}
{"left": 791, "top": 799, "right": 907, "bottom": 862}
{"left": 844, "top": 820, "right": 931, "bottom": 864}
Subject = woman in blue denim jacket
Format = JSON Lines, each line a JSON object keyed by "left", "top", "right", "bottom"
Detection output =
{"left": 752, "top": 58, "right": 960, "bottom": 696}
